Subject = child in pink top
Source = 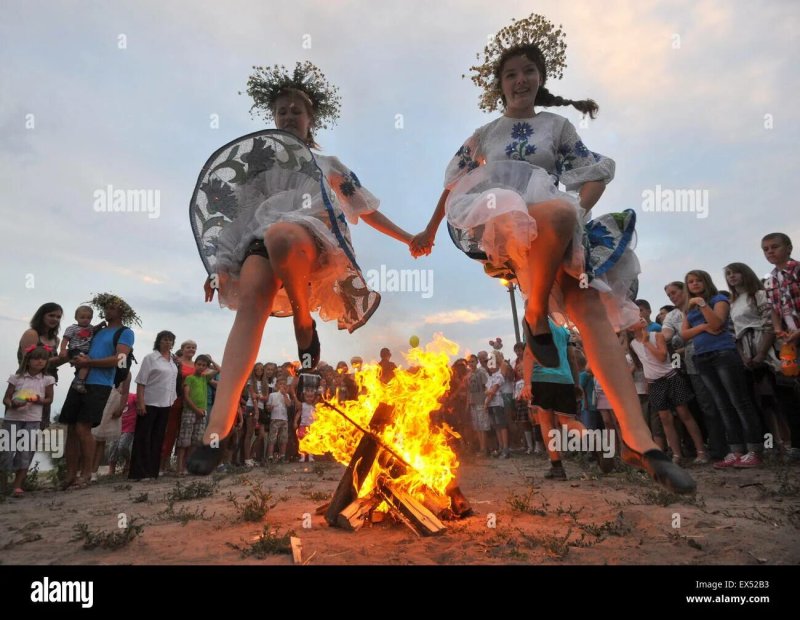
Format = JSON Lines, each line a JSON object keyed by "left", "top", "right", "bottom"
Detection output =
{"left": 109, "top": 393, "right": 137, "bottom": 476}
{"left": 2, "top": 345, "right": 55, "bottom": 497}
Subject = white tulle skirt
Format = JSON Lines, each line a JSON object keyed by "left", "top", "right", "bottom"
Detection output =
{"left": 446, "top": 160, "right": 640, "bottom": 330}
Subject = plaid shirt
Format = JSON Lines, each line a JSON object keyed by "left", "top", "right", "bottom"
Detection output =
{"left": 765, "top": 259, "right": 800, "bottom": 327}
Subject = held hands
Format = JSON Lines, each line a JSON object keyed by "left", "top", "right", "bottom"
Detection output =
{"left": 204, "top": 276, "right": 217, "bottom": 302}
{"left": 409, "top": 230, "right": 435, "bottom": 258}
{"left": 519, "top": 384, "right": 532, "bottom": 401}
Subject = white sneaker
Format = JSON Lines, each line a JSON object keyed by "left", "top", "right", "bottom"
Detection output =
{"left": 244, "top": 459, "right": 255, "bottom": 468}
{"left": 308, "top": 455, "right": 315, "bottom": 462}
{"left": 90, "top": 473, "right": 98, "bottom": 483}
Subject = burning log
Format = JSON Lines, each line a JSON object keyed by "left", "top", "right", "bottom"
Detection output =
{"left": 336, "top": 496, "right": 382, "bottom": 531}
{"left": 324, "top": 403, "right": 394, "bottom": 525}
{"left": 446, "top": 485, "right": 473, "bottom": 518}
{"left": 375, "top": 450, "right": 472, "bottom": 519}
{"left": 375, "top": 476, "right": 446, "bottom": 537}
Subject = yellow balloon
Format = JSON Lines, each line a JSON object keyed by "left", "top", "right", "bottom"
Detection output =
{"left": 409, "top": 335, "right": 420, "bottom": 348}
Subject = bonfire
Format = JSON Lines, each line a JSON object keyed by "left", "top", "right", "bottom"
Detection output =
{"left": 300, "top": 334, "right": 472, "bottom": 535}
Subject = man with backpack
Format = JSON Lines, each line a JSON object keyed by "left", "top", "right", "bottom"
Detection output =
{"left": 60, "top": 295, "right": 137, "bottom": 490}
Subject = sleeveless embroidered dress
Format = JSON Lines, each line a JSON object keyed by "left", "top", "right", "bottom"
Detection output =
{"left": 190, "top": 130, "right": 380, "bottom": 332}
{"left": 445, "top": 112, "right": 640, "bottom": 330}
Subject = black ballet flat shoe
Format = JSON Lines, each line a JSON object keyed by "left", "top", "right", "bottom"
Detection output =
{"left": 187, "top": 443, "right": 222, "bottom": 476}
{"left": 298, "top": 320, "right": 320, "bottom": 370}
{"left": 621, "top": 441, "right": 696, "bottom": 495}
{"left": 522, "top": 319, "right": 560, "bottom": 368}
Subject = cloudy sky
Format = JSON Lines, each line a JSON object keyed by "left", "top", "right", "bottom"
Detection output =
{"left": 1, "top": 0, "right": 797, "bottom": 412}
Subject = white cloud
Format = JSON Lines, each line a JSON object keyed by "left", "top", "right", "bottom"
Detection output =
{"left": 424, "top": 308, "right": 509, "bottom": 325}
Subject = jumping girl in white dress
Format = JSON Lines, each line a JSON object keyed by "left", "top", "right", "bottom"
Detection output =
{"left": 411, "top": 15, "right": 695, "bottom": 493}
{"left": 188, "top": 62, "right": 413, "bottom": 474}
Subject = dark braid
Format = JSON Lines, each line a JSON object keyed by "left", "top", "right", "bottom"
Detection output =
{"left": 536, "top": 86, "right": 599, "bottom": 119}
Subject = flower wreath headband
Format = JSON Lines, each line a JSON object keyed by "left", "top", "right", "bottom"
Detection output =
{"left": 242, "top": 61, "right": 342, "bottom": 130}
{"left": 87, "top": 292, "right": 142, "bottom": 327}
{"left": 467, "top": 13, "right": 568, "bottom": 113}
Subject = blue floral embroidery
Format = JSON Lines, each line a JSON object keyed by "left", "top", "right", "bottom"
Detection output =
{"left": 455, "top": 145, "right": 479, "bottom": 171}
{"left": 339, "top": 171, "right": 362, "bottom": 197}
{"left": 574, "top": 140, "right": 590, "bottom": 158}
{"left": 558, "top": 141, "right": 601, "bottom": 177}
{"left": 505, "top": 122, "right": 537, "bottom": 161}
{"left": 585, "top": 220, "right": 615, "bottom": 249}
{"left": 511, "top": 122, "right": 534, "bottom": 141}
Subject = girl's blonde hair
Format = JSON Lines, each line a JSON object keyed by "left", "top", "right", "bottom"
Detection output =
{"left": 179, "top": 340, "right": 197, "bottom": 350}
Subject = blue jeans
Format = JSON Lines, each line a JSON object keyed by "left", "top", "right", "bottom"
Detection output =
{"left": 694, "top": 349, "right": 762, "bottom": 453}
{"left": 688, "top": 373, "right": 728, "bottom": 459}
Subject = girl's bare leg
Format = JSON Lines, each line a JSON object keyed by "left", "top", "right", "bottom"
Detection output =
{"left": 557, "top": 272, "right": 656, "bottom": 455}
{"left": 523, "top": 200, "right": 578, "bottom": 335}
{"left": 675, "top": 404, "right": 706, "bottom": 455}
{"left": 243, "top": 415, "right": 255, "bottom": 461}
{"left": 92, "top": 440, "right": 106, "bottom": 475}
{"left": 537, "top": 408, "right": 559, "bottom": 462}
{"left": 264, "top": 223, "right": 319, "bottom": 351}
{"left": 659, "top": 411, "right": 683, "bottom": 458}
{"left": 203, "top": 258, "right": 281, "bottom": 443}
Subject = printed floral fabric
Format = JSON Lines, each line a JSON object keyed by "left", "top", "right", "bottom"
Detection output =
{"left": 190, "top": 130, "right": 380, "bottom": 332}
{"left": 443, "top": 112, "right": 639, "bottom": 330}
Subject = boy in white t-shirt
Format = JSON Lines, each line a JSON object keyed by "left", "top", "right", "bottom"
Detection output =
{"left": 485, "top": 352, "right": 510, "bottom": 458}
{"left": 266, "top": 380, "right": 291, "bottom": 462}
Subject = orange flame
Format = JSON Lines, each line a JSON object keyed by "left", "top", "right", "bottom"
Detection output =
{"left": 300, "top": 334, "right": 460, "bottom": 501}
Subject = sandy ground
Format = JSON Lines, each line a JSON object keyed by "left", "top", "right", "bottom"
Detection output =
{"left": 1, "top": 451, "right": 799, "bottom": 565}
